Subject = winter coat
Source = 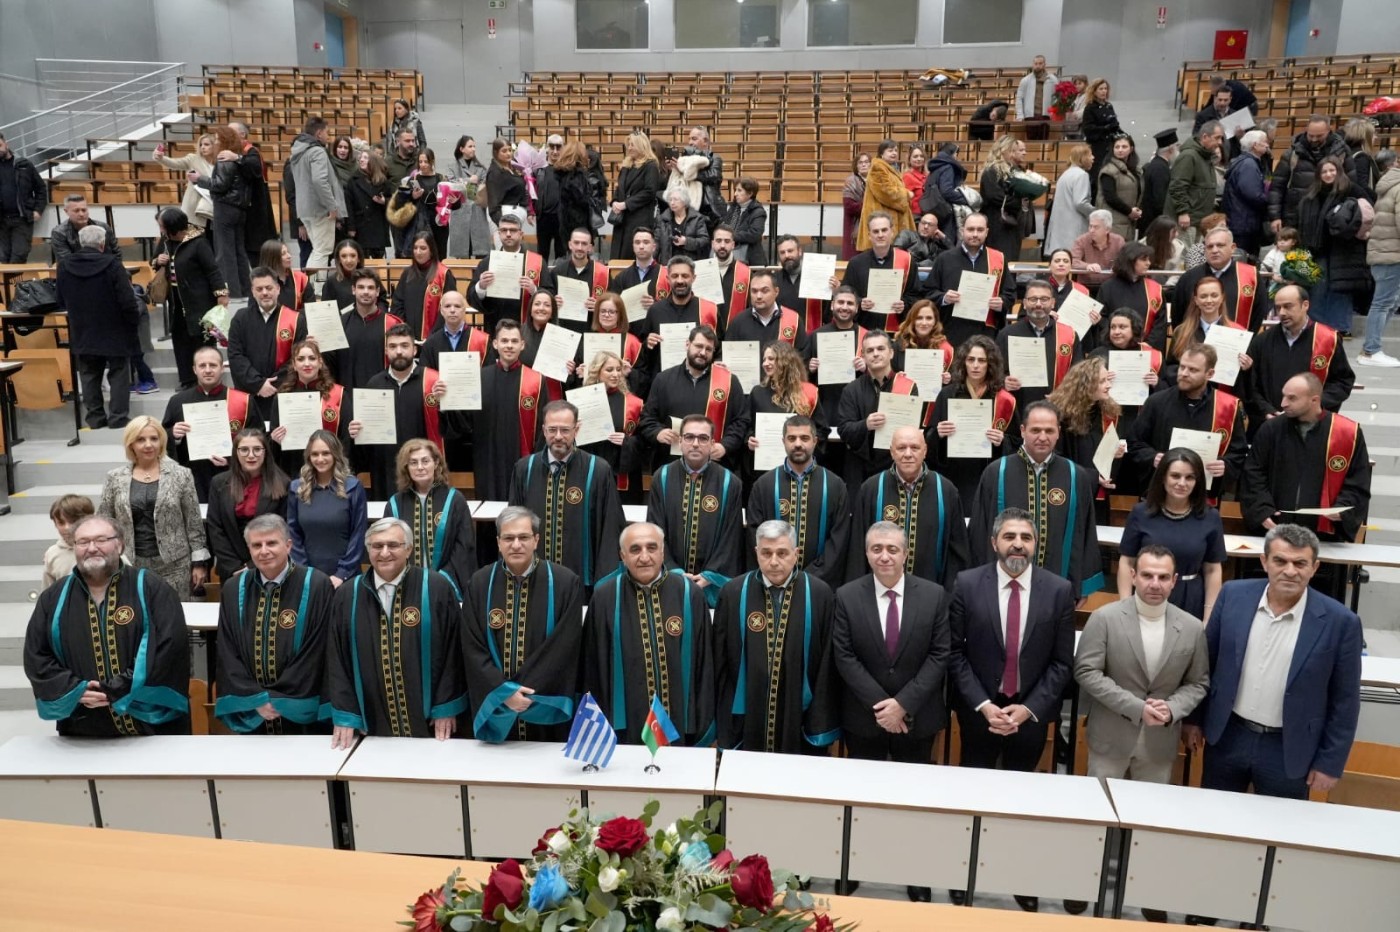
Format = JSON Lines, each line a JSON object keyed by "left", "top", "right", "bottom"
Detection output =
{"left": 556, "top": 165, "right": 597, "bottom": 238}
{"left": 0, "top": 152, "right": 48, "bottom": 216}
{"left": 1082, "top": 101, "right": 1121, "bottom": 154}
{"left": 55, "top": 248, "right": 142, "bottom": 357}
{"left": 288, "top": 134, "right": 346, "bottom": 220}
{"left": 610, "top": 161, "right": 661, "bottom": 261}
{"left": 1096, "top": 158, "right": 1141, "bottom": 241}
{"left": 1367, "top": 168, "right": 1400, "bottom": 267}
{"left": 204, "top": 156, "right": 250, "bottom": 210}
{"left": 155, "top": 151, "right": 214, "bottom": 226}
{"left": 486, "top": 162, "right": 528, "bottom": 224}
{"left": 655, "top": 208, "right": 710, "bottom": 263}
{"left": 385, "top": 148, "right": 418, "bottom": 189}
{"left": 1045, "top": 165, "right": 1093, "bottom": 254}
{"left": 1267, "top": 131, "right": 1355, "bottom": 227}
{"left": 345, "top": 171, "right": 395, "bottom": 252}
{"left": 1164, "top": 137, "right": 1218, "bottom": 224}
{"left": 691, "top": 148, "right": 725, "bottom": 220}
{"left": 447, "top": 156, "right": 494, "bottom": 258}
{"left": 724, "top": 199, "right": 768, "bottom": 265}
{"left": 238, "top": 144, "right": 278, "bottom": 249}
{"left": 1222, "top": 152, "right": 1268, "bottom": 244}
{"left": 154, "top": 230, "right": 227, "bottom": 336}
{"left": 927, "top": 153, "right": 969, "bottom": 206}
{"left": 1348, "top": 146, "right": 1379, "bottom": 202}
{"left": 1298, "top": 189, "right": 1371, "bottom": 294}
{"left": 50, "top": 220, "right": 121, "bottom": 264}
{"left": 385, "top": 111, "right": 427, "bottom": 153}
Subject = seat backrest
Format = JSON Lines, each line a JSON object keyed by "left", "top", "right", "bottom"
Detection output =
{"left": 9, "top": 354, "right": 65, "bottom": 410}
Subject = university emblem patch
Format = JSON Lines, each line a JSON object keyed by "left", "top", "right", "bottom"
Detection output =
{"left": 323, "top": 407, "right": 338, "bottom": 422}
{"left": 664, "top": 615, "right": 684, "bottom": 637}
{"left": 702, "top": 495, "right": 720, "bottom": 513}
{"left": 113, "top": 606, "right": 135, "bottom": 626}
{"left": 1058, "top": 343, "right": 1071, "bottom": 357}
{"left": 883, "top": 505, "right": 900, "bottom": 521}
{"left": 747, "top": 611, "right": 767, "bottom": 633}
{"left": 278, "top": 609, "right": 298, "bottom": 630}
{"left": 1329, "top": 455, "right": 1348, "bottom": 472}
{"left": 278, "top": 328, "right": 293, "bottom": 341}
{"left": 566, "top": 486, "right": 584, "bottom": 505}
{"left": 489, "top": 608, "right": 507, "bottom": 629}
{"left": 402, "top": 607, "right": 421, "bottom": 627}
{"left": 1047, "top": 488, "right": 1067, "bottom": 506}
{"left": 1313, "top": 355, "right": 1328, "bottom": 370}
{"left": 522, "top": 396, "right": 536, "bottom": 410}
{"left": 712, "top": 388, "right": 727, "bottom": 402}
{"left": 229, "top": 419, "right": 243, "bottom": 432}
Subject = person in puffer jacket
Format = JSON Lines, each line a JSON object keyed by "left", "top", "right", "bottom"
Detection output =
{"left": 1268, "top": 119, "right": 1355, "bottom": 231}
{"left": 1357, "top": 155, "right": 1400, "bottom": 366}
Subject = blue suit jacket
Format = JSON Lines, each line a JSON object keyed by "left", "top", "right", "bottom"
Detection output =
{"left": 1198, "top": 579, "right": 1362, "bottom": 779}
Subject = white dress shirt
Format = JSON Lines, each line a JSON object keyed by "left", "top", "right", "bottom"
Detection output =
{"left": 1233, "top": 587, "right": 1307, "bottom": 727}
{"left": 372, "top": 567, "right": 408, "bottom": 616}
{"left": 874, "top": 574, "right": 906, "bottom": 643}
{"left": 979, "top": 563, "right": 1035, "bottom": 714}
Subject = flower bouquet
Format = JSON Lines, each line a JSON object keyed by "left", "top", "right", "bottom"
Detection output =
{"left": 1050, "top": 80, "right": 1079, "bottom": 120}
{"left": 403, "top": 801, "right": 853, "bottom": 932}
{"left": 1007, "top": 167, "right": 1051, "bottom": 200}
{"left": 1272, "top": 248, "right": 1323, "bottom": 296}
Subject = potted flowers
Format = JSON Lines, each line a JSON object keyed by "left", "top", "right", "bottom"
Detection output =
{"left": 403, "top": 801, "right": 851, "bottom": 931}
{"left": 1050, "top": 80, "right": 1079, "bottom": 121}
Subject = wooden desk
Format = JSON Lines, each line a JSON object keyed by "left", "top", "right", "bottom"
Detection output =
{"left": 0, "top": 736, "right": 353, "bottom": 848}
{"left": 0, "top": 358, "right": 22, "bottom": 502}
{"left": 338, "top": 738, "right": 717, "bottom": 859}
{"left": 1106, "top": 778, "right": 1400, "bottom": 929}
{"left": 716, "top": 750, "right": 1117, "bottom": 910}
{"left": 0, "top": 819, "right": 1140, "bottom": 932}
{"left": 0, "top": 308, "right": 82, "bottom": 443}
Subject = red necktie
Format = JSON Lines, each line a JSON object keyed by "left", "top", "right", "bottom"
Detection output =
{"left": 1003, "top": 579, "right": 1022, "bottom": 696}
{"left": 885, "top": 589, "right": 900, "bottom": 661}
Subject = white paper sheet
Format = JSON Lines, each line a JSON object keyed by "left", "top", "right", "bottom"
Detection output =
{"left": 352, "top": 388, "right": 398, "bottom": 445}
{"left": 531, "top": 324, "right": 581, "bottom": 382}
{"left": 1203, "top": 325, "right": 1253, "bottom": 386}
{"left": 659, "top": 322, "right": 692, "bottom": 371}
{"left": 302, "top": 300, "right": 348, "bottom": 351}
{"left": 581, "top": 333, "right": 622, "bottom": 370}
{"left": 722, "top": 340, "right": 761, "bottom": 391}
{"left": 555, "top": 277, "right": 592, "bottom": 323}
{"left": 902, "top": 348, "right": 945, "bottom": 396}
{"left": 872, "top": 392, "right": 923, "bottom": 450}
{"left": 815, "top": 330, "right": 857, "bottom": 385}
{"left": 1093, "top": 421, "right": 1121, "bottom": 479}
{"left": 566, "top": 382, "right": 614, "bottom": 446}
{"left": 798, "top": 253, "right": 837, "bottom": 300}
{"left": 485, "top": 250, "right": 525, "bottom": 300}
{"left": 276, "top": 392, "right": 323, "bottom": 450}
{"left": 1007, "top": 335, "right": 1049, "bottom": 388}
{"left": 437, "top": 351, "right": 483, "bottom": 411}
{"left": 692, "top": 258, "right": 726, "bottom": 305}
{"left": 1108, "top": 350, "right": 1152, "bottom": 406}
{"left": 1168, "top": 427, "right": 1221, "bottom": 465}
{"left": 1055, "top": 289, "right": 1102, "bottom": 339}
{"left": 865, "top": 268, "right": 905, "bottom": 313}
{"left": 753, "top": 412, "right": 790, "bottom": 471}
{"left": 183, "top": 400, "right": 231, "bottom": 461}
{"left": 951, "top": 270, "right": 997, "bottom": 322}
{"left": 620, "top": 282, "right": 651, "bottom": 320}
{"left": 946, "top": 398, "right": 993, "bottom": 459}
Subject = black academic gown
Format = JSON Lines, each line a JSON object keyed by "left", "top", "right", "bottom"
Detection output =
{"left": 391, "top": 266, "right": 457, "bottom": 338}
{"left": 645, "top": 461, "right": 745, "bottom": 604}
{"left": 835, "top": 371, "right": 921, "bottom": 493}
{"left": 468, "top": 362, "right": 547, "bottom": 501}
{"left": 419, "top": 326, "right": 494, "bottom": 371}
{"left": 324, "top": 568, "right": 468, "bottom": 738}
{"left": 580, "top": 387, "right": 647, "bottom": 504}
{"left": 354, "top": 366, "right": 434, "bottom": 498}
{"left": 467, "top": 248, "right": 536, "bottom": 332}
{"left": 1240, "top": 412, "right": 1371, "bottom": 542}
{"left": 968, "top": 451, "right": 1105, "bottom": 598}
{"left": 929, "top": 382, "right": 1023, "bottom": 504}
{"left": 206, "top": 472, "right": 290, "bottom": 580}
{"left": 1139, "top": 155, "right": 1171, "bottom": 232}
{"left": 268, "top": 381, "right": 352, "bottom": 477}
{"left": 746, "top": 464, "right": 850, "bottom": 589}
{"left": 777, "top": 269, "right": 829, "bottom": 338}
{"left": 331, "top": 308, "right": 398, "bottom": 390}
{"left": 227, "top": 304, "right": 309, "bottom": 423}
{"left": 848, "top": 467, "right": 970, "bottom": 590}
{"left": 214, "top": 565, "right": 334, "bottom": 734}
{"left": 24, "top": 569, "right": 191, "bottom": 736}
{"left": 546, "top": 258, "right": 610, "bottom": 334}
{"left": 637, "top": 364, "right": 752, "bottom": 471}
{"left": 384, "top": 485, "right": 478, "bottom": 594}
{"left": 639, "top": 295, "right": 719, "bottom": 383}
{"left": 1247, "top": 322, "right": 1355, "bottom": 421}
{"left": 803, "top": 322, "right": 866, "bottom": 427}
{"left": 926, "top": 246, "right": 1016, "bottom": 348}
{"left": 724, "top": 308, "right": 810, "bottom": 357}
{"left": 612, "top": 262, "right": 665, "bottom": 338}
{"left": 842, "top": 247, "right": 910, "bottom": 334}
{"left": 583, "top": 569, "right": 715, "bottom": 745}
{"left": 462, "top": 559, "right": 584, "bottom": 742}
{"left": 162, "top": 384, "right": 232, "bottom": 502}
{"left": 508, "top": 450, "right": 625, "bottom": 592}
{"left": 1127, "top": 385, "right": 1247, "bottom": 496}
{"left": 713, "top": 569, "right": 841, "bottom": 754}
{"left": 996, "top": 318, "right": 1084, "bottom": 406}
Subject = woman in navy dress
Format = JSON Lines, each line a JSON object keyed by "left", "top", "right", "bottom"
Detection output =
{"left": 1117, "top": 448, "right": 1226, "bottom": 621}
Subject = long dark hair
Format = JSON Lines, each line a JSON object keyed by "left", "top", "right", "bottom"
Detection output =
{"left": 229, "top": 427, "right": 290, "bottom": 503}
{"left": 1110, "top": 133, "right": 1140, "bottom": 174}
{"left": 1306, "top": 154, "right": 1352, "bottom": 199}
{"left": 453, "top": 134, "right": 475, "bottom": 162}
{"left": 406, "top": 230, "right": 440, "bottom": 277}
{"left": 949, "top": 334, "right": 1006, "bottom": 391}
{"left": 1112, "top": 242, "right": 1153, "bottom": 281}
{"left": 1142, "top": 216, "right": 1176, "bottom": 270}
{"left": 330, "top": 238, "right": 364, "bottom": 281}
{"left": 1144, "top": 448, "right": 1208, "bottom": 516}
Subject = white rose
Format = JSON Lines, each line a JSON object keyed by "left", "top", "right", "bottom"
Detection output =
{"left": 547, "top": 830, "right": 570, "bottom": 855}
{"left": 598, "top": 866, "right": 621, "bottom": 892}
{"left": 656, "top": 906, "right": 685, "bottom": 932}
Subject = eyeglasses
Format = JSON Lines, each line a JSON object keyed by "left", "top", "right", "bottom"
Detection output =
{"left": 367, "top": 541, "right": 406, "bottom": 552}
{"left": 681, "top": 434, "right": 712, "bottom": 444}
{"left": 236, "top": 447, "right": 264, "bottom": 457}
{"left": 74, "top": 535, "right": 119, "bottom": 550}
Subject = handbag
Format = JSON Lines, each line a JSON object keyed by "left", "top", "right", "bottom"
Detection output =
{"left": 10, "top": 278, "right": 59, "bottom": 314}
{"left": 386, "top": 194, "right": 418, "bottom": 229}
{"left": 146, "top": 265, "right": 169, "bottom": 306}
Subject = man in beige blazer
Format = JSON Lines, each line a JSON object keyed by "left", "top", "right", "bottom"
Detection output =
{"left": 1074, "top": 544, "right": 1209, "bottom": 784}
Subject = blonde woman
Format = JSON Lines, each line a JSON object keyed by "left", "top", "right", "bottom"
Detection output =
{"left": 1343, "top": 117, "right": 1380, "bottom": 199}
{"left": 609, "top": 131, "right": 661, "bottom": 260}
{"left": 99, "top": 416, "right": 208, "bottom": 598}
{"left": 582, "top": 348, "right": 645, "bottom": 501}
{"left": 153, "top": 134, "right": 215, "bottom": 229}
{"left": 980, "top": 135, "right": 1029, "bottom": 259}
{"left": 747, "top": 342, "right": 824, "bottom": 474}
{"left": 857, "top": 140, "right": 916, "bottom": 251}
{"left": 1045, "top": 144, "right": 1095, "bottom": 254}
{"left": 286, "top": 430, "right": 366, "bottom": 587}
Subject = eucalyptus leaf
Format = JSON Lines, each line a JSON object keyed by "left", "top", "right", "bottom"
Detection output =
{"left": 449, "top": 916, "right": 473, "bottom": 932}
{"left": 585, "top": 891, "right": 611, "bottom": 919}
{"left": 542, "top": 911, "right": 561, "bottom": 932}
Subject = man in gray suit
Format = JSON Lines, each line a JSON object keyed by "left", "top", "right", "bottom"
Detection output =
{"left": 1074, "top": 544, "right": 1209, "bottom": 784}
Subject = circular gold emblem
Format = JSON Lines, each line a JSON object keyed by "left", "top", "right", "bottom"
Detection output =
{"left": 712, "top": 388, "right": 727, "bottom": 402}
{"left": 658, "top": 288, "right": 670, "bottom": 299}
{"left": 323, "top": 407, "right": 338, "bottom": 422}
{"left": 593, "top": 285, "right": 604, "bottom": 297}
{"left": 402, "top": 607, "right": 421, "bottom": 627}
{"left": 664, "top": 615, "right": 684, "bottom": 637}
{"left": 489, "top": 608, "right": 507, "bottom": 629}
{"left": 1313, "top": 355, "right": 1327, "bottom": 370}
{"left": 565, "top": 486, "right": 584, "bottom": 505}
{"left": 1058, "top": 343, "right": 1071, "bottom": 357}
{"left": 1242, "top": 284, "right": 1255, "bottom": 297}
{"left": 778, "top": 499, "right": 791, "bottom": 516}
{"left": 1214, "top": 428, "right": 1228, "bottom": 441}
{"left": 782, "top": 327, "right": 795, "bottom": 339}
{"left": 278, "top": 328, "right": 293, "bottom": 341}
{"left": 527, "top": 268, "right": 538, "bottom": 280}
{"left": 1329, "top": 455, "right": 1348, "bottom": 472}
{"left": 428, "top": 283, "right": 442, "bottom": 296}
{"left": 747, "top": 611, "right": 767, "bottom": 633}
{"left": 883, "top": 505, "right": 900, "bottom": 521}
{"left": 994, "top": 417, "right": 1008, "bottom": 430}
{"left": 229, "top": 418, "right": 243, "bottom": 432}
{"left": 1047, "top": 488, "right": 1067, "bottom": 506}
{"left": 426, "top": 394, "right": 440, "bottom": 408}
{"left": 624, "top": 419, "right": 638, "bottom": 434}
{"left": 278, "top": 609, "right": 298, "bottom": 630}
{"left": 113, "top": 606, "right": 135, "bottom": 626}
{"left": 522, "top": 396, "right": 536, "bottom": 410}
{"left": 701, "top": 494, "right": 719, "bottom": 513}
{"left": 736, "top": 281, "right": 748, "bottom": 293}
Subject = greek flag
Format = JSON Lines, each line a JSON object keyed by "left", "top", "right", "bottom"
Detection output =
{"left": 562, "top": 692, "right": 616, "bottom": 769}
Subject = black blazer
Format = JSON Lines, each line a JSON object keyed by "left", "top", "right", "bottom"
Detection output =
{"left": 948, "top": 564, "right": 1075, "bottom": 722}
{"left": 206, "top": 471, "right": 289, "bottom": 581}
{"left": 832, "top": 574, "right": 951, "bottom": 739}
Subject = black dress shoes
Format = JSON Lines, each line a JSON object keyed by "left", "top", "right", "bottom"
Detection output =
{"left": 1014, "top": 895, "right": 1040, "bottom": 912}
{"left": 1142, "top": 907, "right": 1170, "bottom": 922}
{"left": 948, "top": 889, "right": 967, "bottom": 906}
{"left": 906, "top": 886, "right": 931, "bottom": 902}
{"left": 1063, "top": 899, "right": 1089, "bottom": 914}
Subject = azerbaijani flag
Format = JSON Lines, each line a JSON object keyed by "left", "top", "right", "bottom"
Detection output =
{"left": 640, "top": 694, "right": 680, "bottom": 756}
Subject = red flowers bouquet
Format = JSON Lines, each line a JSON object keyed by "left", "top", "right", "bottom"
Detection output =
{"left": 1050, "top": 80, "right": 1079, "bottom": 119}
{"left": 403, "top": 801, "right": 853, "bottom": 931}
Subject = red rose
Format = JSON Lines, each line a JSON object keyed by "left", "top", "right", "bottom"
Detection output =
{"left": 595, "top": 816, "right": 650, "bottom": 858}
{"left": 533, "top": 826, "right": 562, "bottom": 855}
{"left": 410, "top": 889, "right": 445, "bottom": 932}
{"left": 482, "top": 858, "right": 525, "bottom": 919}
{"left": 730, "top": 854, "right": 775, "bottom": 910}
{"left": 811, "top": 915, "right": 836, "bottom": 932}
{"left": 709, "top": 849, "right": 735, "bottom": 871}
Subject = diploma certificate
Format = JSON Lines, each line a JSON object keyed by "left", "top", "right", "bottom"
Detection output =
{"left": 752, "top": 412, "right": 790, "bottom": 472}
{"left": 722, "top": 340, "right": 761, "bottom": 391}
{"left": 620, "top": 282, "right": 650, "bottom": 320}
{"left": 485, "top": 250, "right": 525, "bottom": 300}
{"left": 659, "top": 322, "right": 692, "bottom": 371}
{"left": 1055, "top": 289, "right": 1102, "bottom": 339}
{"left": 1093, "top": 421, "right": 1121, "bottom": 480}
{"left": 302, "top": 300, "right": 348, "bottom": 351}
{"left": 555, "top": 277, "right": 592, "bottom": 323}
{"left": 865, "top": 268, "right": 904, "bottom": 312}
{"left": 276, "top": 392, "right": 323, "bottom": 450}
{"left": 692, "top": 258, "right": 726, "bottom": 305}
{"left": 945, "top": 398, "right": 992, "bottom": 459}
{"left": 799, "top": 253, "right": 837, "bottom": 300}
{"left": 815, "top": 330, "right": 857, "bottom": 385}
{"left": 183, "top": 400, "right": 231, "bottom": 461}
{"left": 438, "top": 351, "right": 483, "bottom": 411}
{"left": 566, "top": 382, "right": 614, "bottom": 446}
{"left": 902, "top": 348, "right": 945, "bottom": 396}
{"left": 581, "top": 333, "right": 622, "bottom": 370}
{"left": 1108, "top": 350, "right": 1152, "bottom": 406}
{"left": 872, "top": 392, "right": 923, "bottom": 450}
{"left": 1007, "top": 335, "right": 1049, "bottom": 388}
{"left": 951, "top": 271, "right": 997, "bottom": 322}
{"left": 352, "top": 389, "right": 398, "bottom": 445}
{"left": 1203, "top": 325, "right": 1253, "bottom": 386}
{"left": 531, "top": 324, "right": 581, "bottom": 383}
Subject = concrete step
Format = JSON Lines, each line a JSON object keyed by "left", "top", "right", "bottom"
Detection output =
{"left": 0, "top": 709, "right": 53, "bottom": 741}
{"left": 0, "top": 665, "right": 32, "bottom": 712}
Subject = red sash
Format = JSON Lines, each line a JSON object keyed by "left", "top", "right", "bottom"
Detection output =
{"left": 698, "top": 300, "right": 720, "bottom": 332}
{"left": 1211, "top": 388, "right": 1241, "bottom": 459}
{"left": 724, "top": 263, "right": 751, "bottom": 324}
{"left": 318, "top": 383, "right": 345, "bottom": 433}
{"left": 290, "top": 270, "right": 308, "bottom": 311}
{"left": 623, "top": 332, "right": 642, "bottom": 367}
{"left": 993, "top": 388, "right": 1017, "bottom": 432}
{"left": 591, "top": 261, "right": 610, "bottom": 298}
{"left": 421, "top": 264, "right": 448, "bottom": 339}
{"left": 1071, "top": 280, "right": 1090, "bottom": 296}
{"left": 517, "top": 365, "right": 545, "bottom": 458}
{"left": 420, "top": 368, "right": 444, "bottom": 453}
{"left": 1143, "top": 344, "right": 1163, "bottom": 374}
{"left": 618, "top": 391, "right": 644, "bottom": 491}
{"left": 706, "top": 365, "right": 736, "bottom": 436}
{"left": 881, "top": 248, "right": 913, "bottom": 333}
{"left": 226, "top": 388, "right": 251, "bottom": 435}
{"left": 516, "top": 252, "right": 545, "bottom": 321}
{"left": 939, "top": 340, "right": 954, "bottom": 370}
{"left": 463, "top": 328, "right": 490, "bottom": 358}
{"left": 798, "top": 382, "right": 819, "bottom": 416}
{"left": 978, "top": 248, "right": 1006, "bottom": 328}
{"left": 274, "top": 306, "right": 299, "bottom": 370}
{"left": 1052, "top": 321, "right": 1077, "bottom": 388}
{"left": 1233, "top": 263, "right": 1258, "bottom": 331}
{"left": 654, "top": 266, "right": 673, "bottom": 300}
{"left": 1143, "top": 278, "right": 1164, "bottom": 336}
{"left": 1319, "top": 415, "right": 1360, "bottom": 535}
{"left": 1311, "top": 323, "right": 1338, "bottom": 382}
{"left": 777, "top": 308, "right": 801, "bottom": 346}
{"left": 890, "top": 372, "right": 917, "bottom": 395}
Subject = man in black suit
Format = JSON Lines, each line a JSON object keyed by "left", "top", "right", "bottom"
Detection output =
{"left": 949, "top": 506, "right": 1076, "bottom": 913}
{"left": 832, "top": 520, "right": 951, "bottom": 903}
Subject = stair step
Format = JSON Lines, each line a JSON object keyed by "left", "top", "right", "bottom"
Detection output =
{"left": 0, "top": 709, "right": 52, "bottom": 739}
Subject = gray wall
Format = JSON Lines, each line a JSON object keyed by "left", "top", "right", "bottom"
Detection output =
{"left": 152, "top": 0, "right": 300, "bottom": 73}
{"left": 1335, "top": 0, "right": 1400, "bottom": 56}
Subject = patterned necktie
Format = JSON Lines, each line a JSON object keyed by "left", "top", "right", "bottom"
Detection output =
{"left": 1003, "top": 579, "right": 1022, "bottom": 696}
{"left": 884, "top": 589, "right": 900, "bottom": 661}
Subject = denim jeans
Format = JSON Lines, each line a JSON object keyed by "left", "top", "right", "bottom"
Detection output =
{"left": 1201, "top": 716, "right": 1308, "bottom": 799}
{"left": 1362, "top": 263, "right": 1400, "bottom": 354}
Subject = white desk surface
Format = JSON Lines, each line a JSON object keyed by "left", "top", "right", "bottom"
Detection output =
{"left": 717, "top": 750, "right": 1116, "bottom": 826}
{"left": 1106, "top": 778, "right": 1400, "bottom": 861}
{"left": 339, "top": 738, "right": 717, "bottom": 793}
{"left": 1361, "top": 655, "right": 1400, "bottom": 689}
{"left": 1096, "top": 524, "right": 1400, "bottom": 568}
{"left": 0, "top": 735, "right": 353, "bottom": 780}
{"left": 183, "top": 601, "right": 218, "bottom": 632}
{"left": 473, "top": 500, "right": 505, "bottom": 521}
